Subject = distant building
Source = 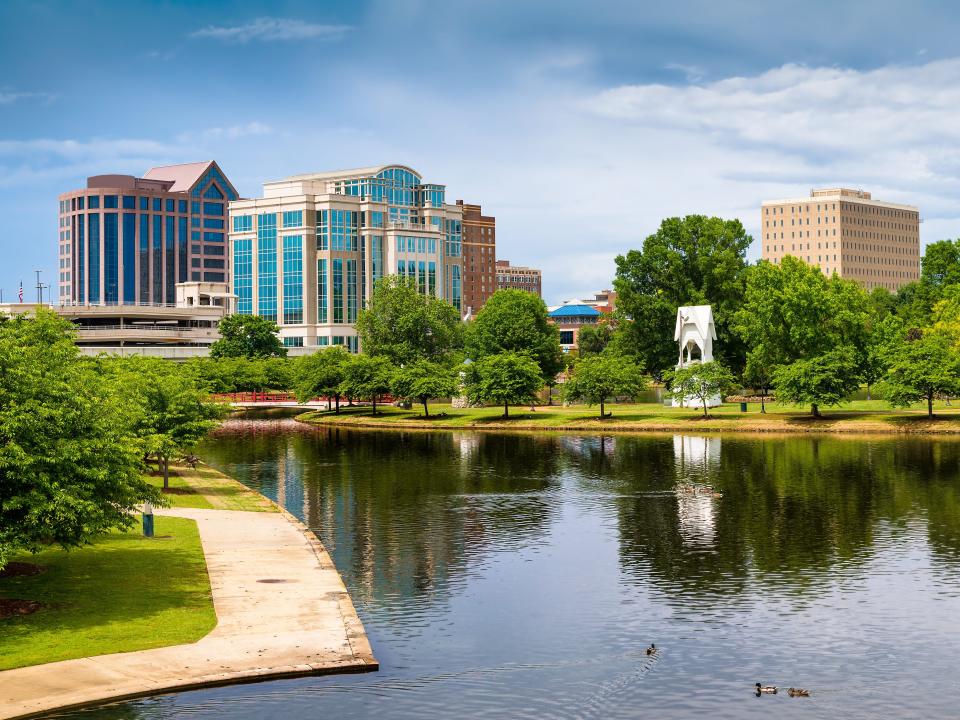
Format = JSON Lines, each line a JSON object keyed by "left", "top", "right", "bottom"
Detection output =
{"left": 581, "top": 289, "right": 617, "bottom": 314}
{"left": 228, "top": 165, "right": 464, "bottom": 350}
{"left": 548, "top": 301, "right": 602, "bottom": 352}
{"left": 57, "top": 161, "right": 238, "bottom": 306}
{"left": 761, "top": 187, "right": 920, "bottom": 291}
{"left": 496, "top": 260, "right": 541, "bottom": 296}
{"left": 457, "top": 200, "right": 496, "bottom": 315}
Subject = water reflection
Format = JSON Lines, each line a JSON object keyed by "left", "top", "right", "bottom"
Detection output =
{"left": 57, "top": 425, "right": 960, "bottom": 720}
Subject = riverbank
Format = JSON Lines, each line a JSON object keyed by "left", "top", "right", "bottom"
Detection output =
{"left": 0, "top": 466, "right": 376, "bottom": 720}
{"left": 297, "top": 400, "right": 960, "bottom": 435}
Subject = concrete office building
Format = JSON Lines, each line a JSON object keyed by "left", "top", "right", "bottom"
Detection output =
{"left": 58, "top": 161, "right": 239, "bottom": 306}
{"left": 496, "top": 260, "right": 542, "bottom": 296}
{"left": 761, "top": 188, "right": 920, "bottom": 291}
{"left": 456, "top": 200, "right": 496, "bottom": 315}
{"left": 228, "top": 165, "right": 464, "bottom": 350}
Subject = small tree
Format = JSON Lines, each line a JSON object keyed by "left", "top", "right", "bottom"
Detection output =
{"left": 392, "top": 360, "right": 460, "bottom": 418}
{"left": 339, "top": 355, "right": 395, "bottom": 416}
{"left": 665, "top": 361, "right": 736, "bottom": 418}
{"left": 879, "top": 329, "right": 960, "bottom": 417}
{"left": 742, "top": 354, "right": 774, "bottom": 413}
{"left": 296, "top": 346, "right": 351, "bottom": 413}
{"left": 466, "top": 352, "right": 544, "bottom": 418}
{"left": 563, "top": 354, "right": 646, "bottom": 419}
{"left": 211, "top": 314, "right": 287, "bottom": 359}
{"left": 576, "top": 322, "right": 614, "bottom": 357}
{"left": 772, "top": 348, "right": 861, "bottom": 417}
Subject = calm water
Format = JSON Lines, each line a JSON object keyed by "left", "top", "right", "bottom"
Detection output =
{"left": 54, "top": 414, "right": 960, "bottom": 719}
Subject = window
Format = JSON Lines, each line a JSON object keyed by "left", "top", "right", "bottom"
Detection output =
{"left": 282, "top": 210, "right": 303, "bottom": 228}
{"left": 139, "top": 214, "right": 149, "bottom": 304}
{"left": 204, "top": 232, "right": 224, "bottom": 242}
{"left": 203, "top": 202, "right": 223, "bottom": 216}
{"left": 166, "top": 199, "right": 175, "bottom": 213}
{"left": 258, "top": 213, "right": 277, "bottom": 321}
{"left": 165, "top": 216, "right": 176, "bottom": 304}
{"left": 203, "top": 272, "right": 225, "bottom": 282}
{"left": 369, "top": 211, "right": 384, "bottom": 228}
{"left": 122, "top": 195, "right": 136, "bottom": 210}
{"left": 346, "top": 259, "right": 357, "bottom": 322}
{"left": 123, "top": 213, "right": 136, "bottom": 303}
{"left": 559, "top": 330, "right": 575, "bottom": 345}
{"left": 317, "top": 258, "right": 328, "bottom": 323}
{"left": 153, "top": 215, "right": 163, "bottom": 304}
{"left": 178, "top": 200, "right": 187, "bottom": 214}
{"left": 204, "top": 218, "right": 225, "bottom": 229}
{"left": 204, "top": 258, "right": 225, "bottom": 269}
{"left": 234, "top": 238, "right": 253, "bottom": 314}
{"left": 317, "top": 210, "right": 328, "bottom": 250}
{"left": 332, "top": 258, "right": 344, "bottom": 323}
{"left": 153, "top": 198, "right": 162, "bottom": 212}
{"left": 233, "top": 215, "right": 253, "bottom": 232}
{"left": 87, "top": 213, "right": 100, "bottom": 301}
{"left": 104, "top": 213, "right": 118, "bottom": 303}
{"left": 283, "top": 235, "right": 303, "bottom": 324}
{"left": 88, "top": 196, "right": 100, "bottom": 209}
{"left": 139, "top": 197, "right": 148, "bottom": 211}
{"left": 282, "top": 337, "right": 304, "bottom": 347}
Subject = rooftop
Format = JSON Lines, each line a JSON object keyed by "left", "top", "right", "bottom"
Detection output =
{"left": 143, "top": 161, "right": 217, "bottom": 192}
{"left": 762, "top": 187, "right": 918, "bottom": 211}
{"left": 549, "top": 303, "right": 602, "bottom": 318}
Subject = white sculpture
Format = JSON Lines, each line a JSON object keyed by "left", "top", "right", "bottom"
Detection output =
{"left": 672, "top": 305, "right": 721, "bottom": 408}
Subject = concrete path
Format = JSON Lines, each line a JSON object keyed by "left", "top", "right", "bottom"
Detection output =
{"left": 0, "top": 508, "right": 377, "bottom": 720}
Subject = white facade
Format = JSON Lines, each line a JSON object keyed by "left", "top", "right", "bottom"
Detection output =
{"left": 673, "top": 305, "right": 721, "bottom": 408}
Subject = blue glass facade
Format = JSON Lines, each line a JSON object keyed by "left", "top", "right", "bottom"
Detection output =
{"left": 87, "top": 213, "right": 100, "bottom": 302}
{"left": 153, "top": 215, "right": 163, "bottom": 304}
{"left": 282, "top": 235, "right": 303, "bottom": 324}
{"left": 317, "top": 259, "right": 327, "bottom": 323}
{"left": 104, "top": 213, "right": 118, "bottom": 303}
{"left": 139, "top": 214, "right": 149, "bottom": 303}
{"left": 165, "top": 216, "right": 176, "bottom": 304}
{"left": 332, "top": 259, "right": 343, "bottom": 324}
{"left": 233, "top": 238, "right": 252, "bottom": 314}
{"left": 257, "top": 213, "right": 277, "bottom": 321}
{"left": 282, "top": 210, "right": 303, "bottom": 228}
{"left": 123, "top": 213, "right": 135, "bottom": 303}
{"left": 346, "top": 259, "right": 357, "bottom": 323}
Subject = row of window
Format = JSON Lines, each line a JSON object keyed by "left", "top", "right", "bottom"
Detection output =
{"left": 765, "top": 202, "right": 917, "bottom": 220}
{"left": 62, "top": 196, "right": 226, "bottom": 216}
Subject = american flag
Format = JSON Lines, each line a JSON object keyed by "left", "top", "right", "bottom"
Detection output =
{"left": 18, "top": 282, "right": 22, "bottom": 303}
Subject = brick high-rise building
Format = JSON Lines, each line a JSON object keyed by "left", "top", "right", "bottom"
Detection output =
{"left": 456, "top": 200, "right": 496, "bottom": 315}
{"left": 761, "top": 187, "right": 920, "bottom": 291}
{"left": 496, "top": 260, "right": 542, "bottom": 296}
{"left": 57, "top": 161, "right": 238, "bottom": 306}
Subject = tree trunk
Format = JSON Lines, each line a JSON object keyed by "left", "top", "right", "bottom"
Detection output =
{"left": 811, "top": 403, "right": 820, "bottom": 418}
{"left": 867, "top": 384, "right": 872, "bottom": 401}
{"left": 760, "top": 395, "right": 766, "bottom": 414}
{"left": 504, "top": 401, "right": 509, "bottom": 419}
{"left": 422, "top": 398, "right": 430, "bottom": 418}
{"left": 547, "top": 388, "right": 553, "bottom": 406}
{"left": 163, "top": 457, "right": 170, "bottom": 490}
{"left": 702, "top": 397, "right": 709, "bottom": 418}
{"left": 327, "top": 397, "right": 331, "bottom": 411}
{"left": 600, "top": 399, "right": 605, "bottom": 419}
{"left": 928, "top": 390, "right": 934, "bottom": 418}
{"left": 372, "top": 396, "right": 377, "bottom": 416}
{"left": 335, "top": 394, "right": 340, "bottom": 415}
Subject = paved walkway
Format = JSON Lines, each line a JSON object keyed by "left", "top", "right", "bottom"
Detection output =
{"left": 0, "top": 508, "right": 377, "bottom": 720}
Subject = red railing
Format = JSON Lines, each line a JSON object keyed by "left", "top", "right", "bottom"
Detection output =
{"left": 211, "top": 392, "right": 397, "bottom": 405}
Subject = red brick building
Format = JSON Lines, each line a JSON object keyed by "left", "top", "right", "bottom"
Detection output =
{"left": 456, "top": 200, "right": 496, "bottom": 315}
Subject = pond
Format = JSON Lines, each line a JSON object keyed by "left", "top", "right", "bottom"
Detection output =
{"left": 54, "top": 415, "right": 960, "bottom": 719}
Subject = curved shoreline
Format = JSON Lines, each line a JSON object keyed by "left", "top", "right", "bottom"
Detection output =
{"left": 0, "top": 502, "right": 376, "bottom": 720}
{"left": 296, "top": 410, "right": 960, "bottom": 436}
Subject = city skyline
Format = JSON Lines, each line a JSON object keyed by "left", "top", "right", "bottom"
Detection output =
{"left": 3, "top": 1, "right": 960, "bottom": 304}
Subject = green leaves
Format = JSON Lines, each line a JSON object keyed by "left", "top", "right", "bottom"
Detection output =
{"left": 877, "top": 329, "right": 960, "bottom": 416}
{"left": 295, "top": 346, "right": 352, "bottom": 405}
{"left": 563, "top": 353, "right": 646, "bottom": 418}
{"left": 664, "top": 361, "right": 736, "bottom": 417}
{"left": 771, "top": 349, "right": 861, "bottom": 416}
{"left": 465, "top": 352, "right": 544, "bottom": 416}
{"left": 210, "top": 314, "right": 287, "bottom": 359}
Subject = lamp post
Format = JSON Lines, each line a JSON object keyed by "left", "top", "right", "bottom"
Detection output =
{"left": 143, "top": 501, "right": 155, "bottom": 538}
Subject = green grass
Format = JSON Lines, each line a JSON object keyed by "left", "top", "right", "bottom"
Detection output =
{"left": 146, "top": 464, "right": 277, "bottom": 513}
{"left": 0, "top": 516, "right": 216, "bottom": 670}
{"left": 298, "top": 399, "right": 960, "bottom": 434}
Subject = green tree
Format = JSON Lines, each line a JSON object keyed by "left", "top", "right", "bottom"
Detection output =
{"left": 339, "top": 355, "right": 395, "bottom": 416}
{"left": 465, "top": 289, "right": 563, "bottom": 381}
{"left": 921, "top": 239, "right": 960, "bottom": 288}
{"left": 772, "top": 348, "right": 861, "bottom": 417}
{"left": 576, "top": 322, "right": 614, "bottom": 357}
{"left": 563, "top": 354, "right": 646, "bottom": 419}
{"left": 879, "top": 329, "right": 960, "bottom": 417}
{"left": 210, "top": 314, "right": 287, "bottom": 359}
{"left": 665, "top": 361, "right": 736, "bottom": 418}
{"left": 296, "top": 346, "right": 351, "bottom": 413}
{"left": 357, "top": 276, "right": 463, "bottom": 365}
{"left": 391, "top": 360, "right": 460, "bottom": 418}
{"left": 612, "top": 215, "right": 751, "bottom": 376}
{"left": 113, "top": 357, "right": 225, "bottom": 489}
{"left": 0, "top": 311, "right": 161, "bottom": 570}
{"left": 466, "top": 352, "right": 544, "bottom": 418}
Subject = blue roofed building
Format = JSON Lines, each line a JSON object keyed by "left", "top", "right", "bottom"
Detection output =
{"left": 548, "top": 301, "right": 603, "bottom": 352}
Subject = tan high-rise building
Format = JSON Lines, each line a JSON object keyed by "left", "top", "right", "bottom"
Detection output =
{"left": 761, "top": 188, "right": 920, "bottom": 291}
{"left": 496, "top": 260, "right": 542, "bottom": 296}
{"left": 456, "top": 200, "right": 496, "bottom": 314}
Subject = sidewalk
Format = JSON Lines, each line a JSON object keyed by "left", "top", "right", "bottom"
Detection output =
{"left": 0, "top": 507, "right": 377, "bottom": 720}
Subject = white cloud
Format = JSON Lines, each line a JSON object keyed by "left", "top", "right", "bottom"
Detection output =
{"left": 177, "top": 122, "right": 273, "bottom": 143}
{"left": 0, "top": 91, "right": 55, "bottom": 105}
{"left": 189, "top": 17, "right": 350, "bottom": 43}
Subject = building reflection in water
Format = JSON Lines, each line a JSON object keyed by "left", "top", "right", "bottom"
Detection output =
{"left": 673, "top": 435, "right": 721, "bottom": 547}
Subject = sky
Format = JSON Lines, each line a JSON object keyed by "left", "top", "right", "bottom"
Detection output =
{"left": 2, "top": 0, "right": 960, "bottom": 305}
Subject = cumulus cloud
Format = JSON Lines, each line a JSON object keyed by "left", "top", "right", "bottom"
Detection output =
{"left": 189, "top": 17, "right": 350, "bottom": 43}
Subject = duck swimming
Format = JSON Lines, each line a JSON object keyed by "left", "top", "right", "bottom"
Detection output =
{"left": 755, "top": 683, "right": 778, "bottom": 694}
{"left": 787, "top": 688, "right": 810, "bottom": 697}
{"left": 646, "top": 643, "right": 657, "bottom": 656}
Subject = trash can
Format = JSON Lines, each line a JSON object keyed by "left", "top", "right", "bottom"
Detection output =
{"left": 739, "top": 402, "right": 748, "bottom": 412}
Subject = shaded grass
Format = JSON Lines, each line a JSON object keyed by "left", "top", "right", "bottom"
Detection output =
{"left": 298, "top": 400, "right": 960, "bottom": 434}
{"left": 145, "top": 464, "right": 276, "bottom": 513}
{"left": 0, "top": 516, "right": 216, "bottom": 670}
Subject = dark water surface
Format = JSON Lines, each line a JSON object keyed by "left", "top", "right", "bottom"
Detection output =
{"left": 55, "top": 414, "right": 960, "bottom": 719}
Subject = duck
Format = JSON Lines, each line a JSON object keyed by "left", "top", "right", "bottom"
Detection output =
{"left": 787, "top": 688, "right": 810, "bottom": 697}
{"left": 755, "top": 683, "right": 778, "bottom": 694}
{"left": 646, "top": 643, "right": 657, "bottom": 656}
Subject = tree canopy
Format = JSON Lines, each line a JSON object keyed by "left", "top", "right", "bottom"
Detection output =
{"left": 879, "top": 328, "right": 960, "bottom": 417}
{"left": 466, "top": 351, "right": 544, "bottom": 418}
{"left": 356, "top": 276, "right": 463, "bottom": 366}
{"left": 771, "top": 348, "right": 862, "bottom": 417}
{"left": 465, "top": 289, "right": 563, "bottom": 381}
{"left": 296, "top": 346, "right": 351, "bottom": 412}
{"left": 391, "top": 360, "right": 460, "bottom": 418}
{"left": 563, "top": 354, "right": 646, "bottom": 419}
{"left": 612, "top": 215, "right": 751, "bottom": 376}
{"left": 339, "top": 354, "right": 395, "bottom": 416}
{"left": 0, "top": 311, "right": 161, "bottom": 571}
{"left": 211, "top": 314, "right": 287, "bottom": 359}
{"left": 665, "top": 361, "right": 736, "bottom": 418}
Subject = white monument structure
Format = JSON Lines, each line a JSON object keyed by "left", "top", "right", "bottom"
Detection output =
{"left": 673, "top": 305, "right": 721, "bottom": 408}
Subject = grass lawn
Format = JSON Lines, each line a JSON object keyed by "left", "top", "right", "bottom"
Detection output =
{"left": 298, "top": 399, "right": 960, "bottom": 434}
{"left": 0, "top": 516, "right": 216, "bottom": 670}
{"left": 145, "top": 463, "right": 277, "bottom": 513}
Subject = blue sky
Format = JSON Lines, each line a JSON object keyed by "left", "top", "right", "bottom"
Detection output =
{"left": 2, "top": 0, "right": 959, "bottom": 304}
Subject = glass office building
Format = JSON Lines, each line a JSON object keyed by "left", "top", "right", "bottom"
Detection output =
{"left": 228, "top": 165, "right": 464, "bottom": 350}
{"left": 57, "top": 161, "right": 238, "bottom": 305}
